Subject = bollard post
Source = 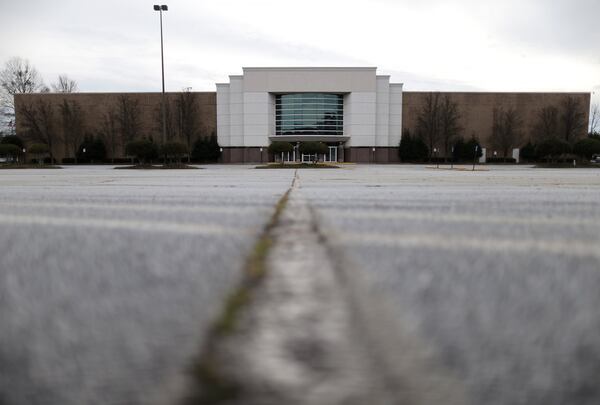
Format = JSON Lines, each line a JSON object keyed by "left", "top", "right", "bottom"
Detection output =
{"left": 472, "top": 145, "right": 479, "bottom": 171}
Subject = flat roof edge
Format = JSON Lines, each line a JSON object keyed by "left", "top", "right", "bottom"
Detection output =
{"left": 242, "top": 66, "right": 378, "bottom": 71}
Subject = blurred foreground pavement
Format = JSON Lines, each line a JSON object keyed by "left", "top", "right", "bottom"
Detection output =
{"left": 299, "top": 165, "right": 600, "bottom": 405}
{"left": 0, "top": 165, "right": 294, "bottom": 404}
{"left": 1, "top": 164, "right": 600, "bottom": 404}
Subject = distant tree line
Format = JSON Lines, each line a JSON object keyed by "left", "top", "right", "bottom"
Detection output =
{"left": 0, "top": 57, "right": 77, "bottom": 136}
{"left": 16, "top": 92, "right": 217, "bottom": 164}
{"left": 1, "top": 56, "right": 220, "bottom": 164}
{"left": 122, "top": 134, "right": 221, "bottom": 165}
{"left": 399, "top": 92, "right": 593, "bottom": 163}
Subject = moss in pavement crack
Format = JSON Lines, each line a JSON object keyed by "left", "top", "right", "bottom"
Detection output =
{"left": 187, "top": 188, "right": 292, "bottom": 403}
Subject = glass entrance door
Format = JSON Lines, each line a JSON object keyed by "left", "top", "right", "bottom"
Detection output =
{"left": 301, "top": 154, "right": 316, "bottom": 163}
{"left": 282, "top": 146, "right": 297, "bottom": 162}
{"left": 325, "top": 146, "right": 337, "bottom": 162}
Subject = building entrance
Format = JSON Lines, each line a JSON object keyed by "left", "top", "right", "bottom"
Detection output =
{"left": 325, "top": 146, "right": 338, "bottom": 162}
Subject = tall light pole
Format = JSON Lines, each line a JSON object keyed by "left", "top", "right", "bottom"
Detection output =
{"left": 153, "top": 4, "right": 168, "bottom": 145}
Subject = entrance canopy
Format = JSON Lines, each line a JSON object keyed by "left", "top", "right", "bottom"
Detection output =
{"left": 268, "top": 135, "right": 349, "bottom": 143}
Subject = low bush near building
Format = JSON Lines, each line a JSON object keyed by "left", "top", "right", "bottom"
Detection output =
{"left": 0, "top": 143, "right": 20, "bottom": 162}
{"left": 268, "top": 142, "right": 294, "bottom": 163}
{"left": 452, "top": 137, "right": 483, "bottom": 162}
{"left": 77, "top": 137, "right": 107, "bottom": 163}
{"left": 191, "top": 135, "right": 221, "bottom": 162}
{"left": 0, "top": 135, "right": 24, "bottom": 149}
{"left": 573, "top": 138, "right": 600, "bottom": 160}
{"left": 399, "top": 130, "right": 429, "bottom": 162}
{"left": 28, "top": 143, "right": 50, "bottom": 165}
{"left": 520, "top": 141, "right": 537, "bottom": 162}
{"left": 125, "top": 139, "right": 159, "bottom": 165}
{"left": 161, "top": 142, "right": 188, "bottom": 164}
{"left": 536, "top": 138, "right": 572, "bottom": 162}
{"left": 268, "top": 141, "right": 294, "bottom": 154}
{"left": 299, "top": 141, "right": 327, "bottom": 163}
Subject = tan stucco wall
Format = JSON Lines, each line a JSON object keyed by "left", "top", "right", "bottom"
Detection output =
{"left": 402, "top": 92, "right": 591, "bottom": 154}
{"left": 14, "top": 92, "right": 216, "bottom": 161}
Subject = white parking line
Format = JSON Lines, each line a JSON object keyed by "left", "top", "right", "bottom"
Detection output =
{"left": 320, "top": 208, "right": 598, "bottom": 228}
{"left": 0, "top": 213, "right": 252, "bottom": 236}
{"left": 0, "top": 200, "right": 267, "bottom": 215}
{"left": 338, "top": 232, "right": 600, "bottom": 259}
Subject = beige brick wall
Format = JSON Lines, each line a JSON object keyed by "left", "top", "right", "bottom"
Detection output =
{"left": 402, "top": 92, "right": 591, "bottom": 154}
{"left": 15, "top": 92, "right": 216, "bottom": 161}
{"left": 14, "top": 90, "right": 591, "bottom": 162}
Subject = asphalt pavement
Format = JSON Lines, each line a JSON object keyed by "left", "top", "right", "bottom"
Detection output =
{"left": 0, "top": 165, "right": 294, "bottom": 405}
{"left": 298, "top": 165, "right": 600, "bottom": 405}
{"left": 1, "top": 164, "right": 600, "bottom": 404}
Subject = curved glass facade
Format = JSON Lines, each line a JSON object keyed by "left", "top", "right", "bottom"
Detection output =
{"left": 275, "top": 93, "right": 343, "bottom": 135}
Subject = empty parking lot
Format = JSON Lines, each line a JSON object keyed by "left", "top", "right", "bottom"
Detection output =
{"left": 1, "top": 165, "right": 599, "bottom": 404}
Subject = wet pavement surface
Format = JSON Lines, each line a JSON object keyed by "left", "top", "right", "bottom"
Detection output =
{"left": 298, "top": 165, "right": 600, "bottom": 405}
{"left": 0, "top": 165, "right": 293, "bottom": 405}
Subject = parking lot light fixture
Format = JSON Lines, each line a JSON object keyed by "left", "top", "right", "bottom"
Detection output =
{"left": 153, "top": 4, "right": 168, "bottom": 145}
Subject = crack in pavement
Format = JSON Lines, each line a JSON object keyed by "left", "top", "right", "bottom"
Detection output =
{"left": 191, "top": 170, "right": 466, "bottom": 404}
{"left": 192, "top": 171, "right": 391, "bottom": 404}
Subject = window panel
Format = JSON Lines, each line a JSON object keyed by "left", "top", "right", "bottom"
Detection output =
{"left": 275, "top": 93, "right": 343, "bottom": 136}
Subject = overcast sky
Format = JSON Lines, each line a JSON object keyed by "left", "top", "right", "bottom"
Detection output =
{"left": 1, "top": 0, "right": 598, "bottom": 103}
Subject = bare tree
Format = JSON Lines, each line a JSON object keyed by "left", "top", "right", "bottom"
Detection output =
{"left": 588, "top": 103, "right": 599, "bottom": 135}
{"left": 59, "top": 99, "right": 85, "bottom": 162}
{"left": 438, "top": 95, "right": 461, "bottom": 159}
{"left": 154, "top": 98, "right": 176, "bottom": 141}
{"left": 416, "top": 92, "right": 441, "bottom": 158}
{"left": 99, "top": 110, "right": 119, "bottom": 163}
{"left": 532, "top": 105, "right": 559, "bottom": 140}
{"left": 115, "top": 95, "right": 141, "bottom": 147}
{"left": 492, "top": 107, "right": 522, "bottom": 160}
{"left": 176, "top": 91, "right": 201, "bottom": 157}
{"left": 0, "top": 57, "right": 46, "bottom": 133}
{"left": 51, "top": 75, "right": 78, "bottom": 93}
{"left": 560, "top": 96, "right": 586, "bottom": 142}
{"left": 19, "top": 100, "right": 60, "bottom": 163}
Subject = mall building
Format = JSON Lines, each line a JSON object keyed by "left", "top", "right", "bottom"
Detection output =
{"left": 217, "top": 67, "right": 403, "bottom": 163}
{"left": 216, "top": 67, "right": 590, "bottom": 163}
{"left": 13, "top": 66, "right": 590, "bottom": 163}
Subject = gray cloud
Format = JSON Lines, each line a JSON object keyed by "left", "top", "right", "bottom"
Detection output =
{"left": 0, "top": 0, "right": 598, "bottom": 94}
{"left": 490, "top": 0, "right": 600, "bottom": 59}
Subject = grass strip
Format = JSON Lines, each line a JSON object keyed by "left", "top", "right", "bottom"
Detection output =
{"left": 256, "top": 163, "right": 339, "bottom": 169}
